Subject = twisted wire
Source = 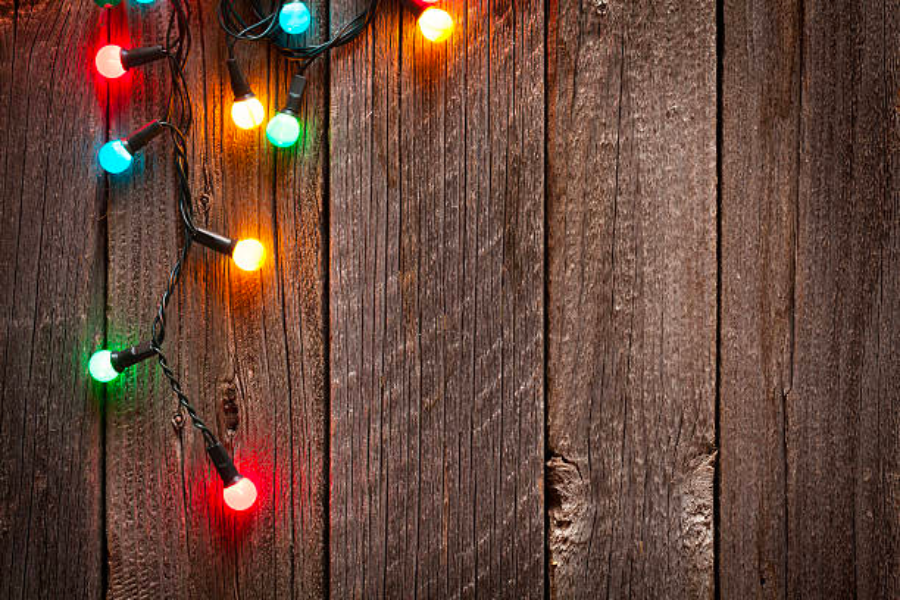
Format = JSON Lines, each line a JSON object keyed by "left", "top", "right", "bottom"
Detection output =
{"left": 147, "top": 0, "right": 218, "bottom": 448}
{"left": 217, "top": 0, "right": 379, "bottom": 73}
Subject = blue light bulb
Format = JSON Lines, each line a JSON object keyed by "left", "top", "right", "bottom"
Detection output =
{"left": 279, "top": 1, "right": 311, "bottom": 35}
{"left": 98, "top": 140, "right": 134, "bottom": 174}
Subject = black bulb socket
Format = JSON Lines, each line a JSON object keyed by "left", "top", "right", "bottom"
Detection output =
{"left": 206, "top": 443, "right": 242, "bottom": 487}
{"left": 227, "top": 57, "right": 254, "bottom": 101}
{"left": 110, "top": 340, "right": 156, "bottom": 373}
{"left": 279, "top": 74, "right": 307, "bottom": 117}
{"left": 123, "top": 120, "right": 164, "bottom": 155}
{"left": 120, "top": 45, "right": 168, "bottom": 71}
{"left": 193, "top": 227, "right": 237, "bottom": 257}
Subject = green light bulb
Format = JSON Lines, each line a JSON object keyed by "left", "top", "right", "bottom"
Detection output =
{"left": 89, "top": 350, "right": 120, "bottom": 383}
{"left": 266, "top": 112, "right": 302, "bottom": 148}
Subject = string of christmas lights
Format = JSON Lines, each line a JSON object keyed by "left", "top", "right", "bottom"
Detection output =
{"left": 89, "top": 0, "right": 455, "bottom": 515}
{"left": 217, "top": 0, "right": 454, "bottom": 145}
{"left": 91, "top": 0, "right": 262, "bottom": 513}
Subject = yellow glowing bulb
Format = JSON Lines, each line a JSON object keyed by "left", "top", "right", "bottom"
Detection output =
{"left": 417, "top": 8, "right": 453, "bottom": 42}
{"left": 231, "top": 96, "right": 266, "bottom": 130}
{"left": 232, "top": 239, "right": 265, "bottom": 271}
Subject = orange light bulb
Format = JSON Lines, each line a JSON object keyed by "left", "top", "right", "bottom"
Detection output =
{"left": 231, "top": 96, "right": 265, "bottom": 130}
{"left": 223, "top": 477, "right": 258, "bottom": 511}
{"left": 417, "top": 8, "right": 453, "bottom": 42}
{"left": 232, "top": 238, "right": 265, "bottom": 271}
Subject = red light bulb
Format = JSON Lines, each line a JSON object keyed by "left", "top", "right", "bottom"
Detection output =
{"left": 223, "top": 477, "right": 258, "bottom": 511}
{"left": 95, "top": 45, "right": 126, "bottom": 79}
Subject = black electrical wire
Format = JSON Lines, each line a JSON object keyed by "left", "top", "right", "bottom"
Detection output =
{"left": 148, "top": 0, "right": 218, "bottom": 448}
{"left": 145, "top": 0, "right": 379, "bottom": 448}
{"left": 218, "top": 0, "right": 380, "bottom": 72}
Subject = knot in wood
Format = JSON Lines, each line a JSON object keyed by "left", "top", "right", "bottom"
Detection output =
{"left": 171, "top": 412, "right": 185, "bottom": 431}
{"left": 220, "top": 382, "right": 240, "bottom": 434}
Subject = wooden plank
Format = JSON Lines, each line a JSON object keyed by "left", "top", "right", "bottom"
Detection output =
{"left": 722, "top": 0, "right": 900, "bottom": 597}
{"left": 719, "top": 0, "right": 799, "bottom": 597}
{"left": 328, "top": 0, "right": 546, "bottom": 595}
{"left": 104, "top": 1, "right": 326, "bottom": 597}
{"left": 0, "top": 1, "right": 106, "bottom": 598}
{"left": 722, "top": 0, "right": 898, "bottom": 597}
{"left": 270, "top": 3, "right": 330, "bottom": 596}
{"left": 546, "top": 0, "right": 717, "bottom": 597}
{"left": 787, "top": 1, "right": 898, "bottom": 594}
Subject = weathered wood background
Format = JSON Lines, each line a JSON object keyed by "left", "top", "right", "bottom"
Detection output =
{"left": 0, "top": 0, "right": 896, "bottom": 598}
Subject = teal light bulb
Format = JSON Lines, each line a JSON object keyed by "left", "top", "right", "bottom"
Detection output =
{"left": 279, "top": 1, "right": 312, "bottom": 35}
{"left": 89, "top": 350, "right": 120, "bottom": 383}
{"left": 266, "top": 113, "right": 302, "bottom": 148}
{"left": 98, "top": 140, "right": 134, "bottom": 174}
{"left": 134, "top": 0, "right": 155, "bottom": 4}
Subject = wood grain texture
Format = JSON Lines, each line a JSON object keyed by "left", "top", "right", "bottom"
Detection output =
{"left": 0, "top": 1, "right": 106, "bottom": 598}
{"left": 3, "top": 0, "right": 899, "bottom": 597}
{"left": 721, "top": 2, "right": 900, "bottom": 598}
{"left": 719, "top": 0, "right": 799, "bottom": 597}
{"left": 722, "top": 0, "right": 900, "bottom": 597}
{"left": 270, "top": 0, "right": 330, "bottom": 595}
{"left": 787, "top": 1, "right": 898, "bottom": 595}
{"left": 328, "top": 0, "right": 545, "bottom": 596}
{"left": 104, "top": 1, "right": 326, "bottom": 598}
{"left": 546, "top": 0, "right": 717, "bottom": 598}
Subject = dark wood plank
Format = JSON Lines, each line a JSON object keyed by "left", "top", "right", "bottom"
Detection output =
{"left": 787, "top": 1, "right": 898, "bottom": 594}
{"left": 328, "top": 0, "right": 546, "bottom": 595}
{"left": 719, "top": 0, "right": 799, "bottom": 597}
{"left": 546, "top": 0, "right": 717, "bottom": 597}
{"left": 722, "top": 0, "right": 899, "bottom": 597}
{"left": 270, "top": 3, "right": 330, "bottom": 596}
{"left": 0, "top": 1, "right": 106, "bottom": 598}
{"left": 104, "top": 1, "right": 326, "bottom": 597}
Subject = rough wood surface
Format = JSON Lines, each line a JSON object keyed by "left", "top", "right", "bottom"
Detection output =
{"left": 104, "top": 1, "right": 326, "bottom": 598}
{"left": 0, "top": 1, "right": 106, "bottom": 598}
{"left": 719, "top": 0, "right": 799, "bottom": 597}
{"left": 1, "top": 0, "right": 898, "bottom": 598}
{"left": 546, "top": 0, "right": 718, "bottom": 598}
{"left": 328, "top": 0, "right": 546, "bottom": 596}
{"left": 270, "top": 0, "right": 331, "bottom": 594}
{"left": 721, "top": 0, "right": 900, "bottom": 597}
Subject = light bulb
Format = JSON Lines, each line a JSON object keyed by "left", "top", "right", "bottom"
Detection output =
{"left": 266, "top": 113, "right": 302, "bottom": 148}
{"left": 88, "top": 342, "right": 155, "bottom": 382}
{"left": 223, "top": 477, "right": 258, "bottom": 511}
{"left": 417, "top": 8, "right": 454, "bottom": 42}
{"left": 98, "top": 140, "right": 134, "bottom": 174}
{"left": 94, "top": 0, "right": 122, "bottom": 7}
{"left": 134, "top": 0, "right": 156, "bottom": 4}
{"left": 89, "top": 350, "right": 119, "bottom": 383}
{"left": 232, "top": 239, "right": 265, "bottom": 271}
{"left": 231, "top": 96, "right": 266, "bottom": 130}
{"left": 95, "top": 45, "right": 126, "bottom": 79}
{"left": 98, "top": 121, "right": 164, "bottom": 174}
{"left": 279, "top": 1, "right": 312, "bottom": 35}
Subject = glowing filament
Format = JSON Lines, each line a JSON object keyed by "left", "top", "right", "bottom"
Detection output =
{"left": 417, "top": 8, "right": 454, "bottom": 42}
{"left": 89, "top": 350, "right": 119, "bottom": 382}
{"left": 231, "top": 96, "right": 266, "bottom": 130}
{"left": 232, "top": 239, "right": 265, "bottom": 271}
{"left": 95, "top": 45, "right": 126, "bottom": 79}
{"left": 223, "top": 477, "right": 258, "bottom": 511}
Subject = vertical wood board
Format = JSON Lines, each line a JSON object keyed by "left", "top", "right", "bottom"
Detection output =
{"left": 546, "top": 0, "right": 718, "bottom": 597}
{"left": 0, "top": 1, "right": 106, "bottom": 598}
{"left": 328, "top": 0, "right": 546, "bottom": 596}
